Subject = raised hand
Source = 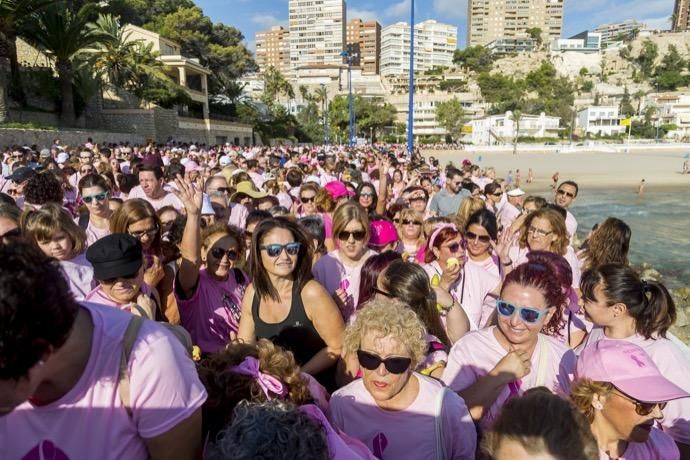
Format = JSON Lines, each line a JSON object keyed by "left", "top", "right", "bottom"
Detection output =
{"left": 173, "top": 174, "right": 203, "bottom": 215}
{"left": 492, "top": 227, "right": 517, "bottom": 264}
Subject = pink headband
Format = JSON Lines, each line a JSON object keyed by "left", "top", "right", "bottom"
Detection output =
{"left": 229, "top": 356, "right": 287, "bottom": 400}
{"left": 427, "top": 223, "right": 459, "bottom": 250}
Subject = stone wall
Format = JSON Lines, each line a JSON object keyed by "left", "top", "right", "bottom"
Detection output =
{"left": 0, "top": 128, "right": 145, "bottom": 148}
{"left": 99, "top": 109, "right": 157, "bottom": 139}
{"left": 8, "top": 109, "right": 60, "bottom": 126}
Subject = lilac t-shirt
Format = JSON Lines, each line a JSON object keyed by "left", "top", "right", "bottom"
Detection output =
{"left": 175, "top": 268, "right": 248, "bottom": 353}
{"left": 329, "top": 374, "right": 477, "bottom": 459}
{"left": 598, "top": 427, "right": 679, "bottom": 460}
{"left": 457, "top": 256, "right": 500, "bottom": 328}
{"left": 442, "top": 327, "right": 576, "bottom": 432}
{"left": 227, "top": 203, "right": 248, "bottom": 230}
{"left": 60, "top": 253, "right": 96, "bottom": 301}
{"left": 0, "top": 302, "right": 207, "bottom": 459}
{"left": 84, "top": 220, "right": 111, "bottom": 246}
{"left": 582, "top": 328, "right": 690, "bottom": 444}
{"left": 128, "top": 186, "right": 183, "bottom": 211}
{"left": 508, "top": 245, "right": 581, "bottom": 289}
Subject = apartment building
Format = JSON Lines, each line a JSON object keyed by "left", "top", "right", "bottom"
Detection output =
{"left": 288, "top": 0, "right": 346, "bottom": 70}
{"left": 673, "top": 0, "right": 690, "bottom": 31}
{"left": 468, "top": 111, "right": 561, "bottom": 145}
{"left": 467, "top": 0, "right": 564, "bottom": 47}
{"left": 255, "top": 26, "right": 291, "bottom": 75}
{"left": 576, "top": 106, "right": 625, "bottom": 136}
{"left": 380, "top": 20, "right": 458, "bottom": 77}
{"left": 346, "top": 19, "right": 381, "bottom": 75}
{"left": 591, "top": 20, "right": 644, "bottom": 47}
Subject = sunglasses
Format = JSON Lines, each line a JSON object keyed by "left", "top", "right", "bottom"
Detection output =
{"left": 82, "top": 192, "right": 108, "bottom": 204}
{"left": 80, "top": 169, "right": 94, "bottom": 175}
{"left": 528, "top": 226, "right": 553, "bottom": 238}
{"left": 338, "top": 230, "right": 366, "bottom": 241}
{"left": 613, "top": 390, "right": 667, "bottom": 416}
{"left": 101, "top": 271, "right": 139, "bottom": 285}
{"left": 443, "top": 242, "right": 461, "bottom": 253}
{"left": 401, "top": 219, "right": 422, "bottom": 226}
{"left": 465, "top": 231, "right": 491, "bottom": 244}
{"left": 409, "top": 196, "right": 426, "bottom": 202}
{"left": 260, "top": 242, "right": 301, "bottom": 257}
{"left": 300, "top": 196, "right": 315, "bottom": 203}
{"left": 212, "top": 187, "right": 230, "bottom": 194}
{"left": 492, "top": 192, "right": 503, "bottom": 197}
{"left": 211, "top": 247, "right": 240, "bottom": 261}
{"left": 359, "top": 192, "right": 375, "bottom": 198}
{"left": 1, "top": 228, "right": 21, "bottom": 238}
{"left": 357, "top": 350, "right": 412, "bottom": 374}
{"left": 557, "top": 190, "right": 576, "bottom": 198}
{"left": 392, "top": 218, "right": 401, "bottom": 224}
{"left": 496, "top": 299, "right": 548, "bottom": 324}
{"left": 128, "top": 225, "right": 159, "bottom": 240}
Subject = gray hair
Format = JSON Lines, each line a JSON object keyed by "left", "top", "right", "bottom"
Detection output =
{"left": 206, "top": 400, "right": 329, "bottom": 460}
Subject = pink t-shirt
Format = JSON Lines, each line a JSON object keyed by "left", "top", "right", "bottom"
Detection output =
{"left": 175, "top": 268, "right": 248, "bottom": 353}
{"left": 329, "top": 374, "right": 477, "bottom": 459}
{"left": 441, "top": 327, "right": 576, "bottom": 431}
{"left": 84, "top": 220, "right": 111, "bottom": 246}
{"left": 227, "top": 202, "right": 248, "bottom": 230}
{"left": 60, "top": 253, "right": 96, "bottom": 301}
{"left": 128, "top": 186, "right": 184, "bottom": 211}
{"left": 457, "top": 256, "right": 500, "bottom": 329}
{"left": 581, "top": 328, "right": 690, "bottom": 444}
{"left": 598, "top": 427, "right": 679, "bottom": 460}
{"left": 0, "top": 302, "right": 207, "bottom": 459}
{"left": 312, "top": 249, "right": 375, "bottom": 321}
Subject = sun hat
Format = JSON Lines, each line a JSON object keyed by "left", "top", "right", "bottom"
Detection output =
{"left": 576, "top": 340, "right": 690, "bottom": 403}
{"left": 506, "top": 187, "right": 525, "bottom": 197}
{"left": 86, "top": 234, "right": 143, "bottom": 281}
{"left": 368, "top": 220, "right": 398, "bottom": 248}
{"left": 219, "top": 155, "right": 231, "bottom": 167}
{"left": 184, "top": 160, "right": 202, "bottom": 173}
{"left": 230, "top": 181, "right": 267, "bottom": 201}
{"left": 56, "top": 152, "right": 70, "bottom": 164}
{"left": 324, "top": 181, "right": 354, "bottom": 200}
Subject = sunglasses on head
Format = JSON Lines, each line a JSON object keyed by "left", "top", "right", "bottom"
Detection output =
{"left": 300, "top": 196, "right": 315, "bottom": 203}
{"left": 372, "top": 286, "right": 392, "bottom": 298}
{"left": 612, "top": 390, "right": 667, "bottom": 416}
{"left": 82, "top": 192, "right": 108, "bottom": 204}
{"left": 338, "top": 230, "right": 366, "bottom": 241}
{"left": 211, "top": 247, "right": 239, "bottom": 261}
{"left": 465, "top": 231, "right": 491, "bottom": 244}
{"left": 401, "top": 219, "right": 421, "bottom": 226}
{"left": 357, "top": 350, "right": 412, "bottom": 374}
{"left": 261, "top": 242, "right": 301, "bottom": 257}
{"left": 496, "top": 299, "right": 548, "bottom": 324}
{"left": 557, "top": 190, "right": 576, "bottom": 198}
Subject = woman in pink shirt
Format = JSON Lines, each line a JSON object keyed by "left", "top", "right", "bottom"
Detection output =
{"left": 579, "top": 264, "right": 690, "bottom": 455}
{"left": 329, "top": 299, "right": 477, "bottom": 459}
{"left": 571, "top": 340, "right": 687, "bottom": 460}
{"left": 77, "top": 173, "right": 112, "bottom": 245}
{"left": 421, "top": 223, "right": 464, "bottom": 296}
{"left": 313, "top": 202, "right": 376, "bottom": 322}
{"left": 395, "top": 207, "right": 425, "bottom": 260}
{"left": 22, "top": 203, "right": 95, "bottom": 300}
{"left": 442, "top": 260, "right": 577, "bottom": 432}
{"left": 173, "top": 178, "right": 249, "bottom": 353}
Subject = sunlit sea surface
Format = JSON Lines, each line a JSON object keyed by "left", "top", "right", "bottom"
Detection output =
{"left": 571, "top": 190, "right": 690, "bottom": 289}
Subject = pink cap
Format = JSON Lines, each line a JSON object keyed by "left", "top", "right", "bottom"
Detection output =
{"left": 368, "top": 220, "right": 398, "bottom": 248}
{"left": 576, "top": 340, "right": 690, "bottom": 403}
{"left": 324, "top": 181, "right": 354, "bottom": 200}
{"left": 185, "top": 160, "right": 201, "bottom": 173}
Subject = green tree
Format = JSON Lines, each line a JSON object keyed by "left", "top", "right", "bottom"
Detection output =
{"left": 477, "top": 72, "right": 526, "bottom": 113}
{"left": 620, "top": 87, "right": 635, "bottom": 117}
{"left": 636, "top": 39, "right": 658, "bottom": 77}
{"left": 510, "top": 110, "right": 522, "bottom": 155}
{"left": 20, "top": 2, "right": 110, "bottom": 126}
{"left": 435, "top": 97, "right": 466, "bottom": 141}
{"left": 580, "top": 79, "right": 594, "bottom": 92}
{"left": 653, "top": 44, "right": 689, "bottom": 90}
{"left": 453, "top": 46, "right": 493, "bottom": 73}
{"left": 525, "top": 27, "right": 543, "bottom": 49}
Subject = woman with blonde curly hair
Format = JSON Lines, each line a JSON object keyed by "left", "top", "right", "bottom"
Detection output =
{"left": 330, "top": 298, "right": 477, "bottom": 459}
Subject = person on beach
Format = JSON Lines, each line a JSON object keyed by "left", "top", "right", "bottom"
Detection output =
{"left": 637, "top": 179, "right": 645, "bottom": 195}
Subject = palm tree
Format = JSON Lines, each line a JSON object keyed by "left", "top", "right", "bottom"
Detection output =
{"left": 510, "top": 109, "right": 522, "bottom": 155}
{"left": 0, "top": 0, "right": 53, "bottom": 122}
{"left": 20, "top": 2, "right": 110, "bottom": 126}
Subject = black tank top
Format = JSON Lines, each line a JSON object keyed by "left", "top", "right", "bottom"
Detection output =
{"left": 252, "top": 283, "right": 326, "bottom": 367}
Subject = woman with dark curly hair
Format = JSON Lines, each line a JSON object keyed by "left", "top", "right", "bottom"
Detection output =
{"left": 578, "top": 217, "right": 631, "bottom": 272}
{"left": 22, "top": 171, "right": 64, "bottom": 210}
{"left": 442, "top": 260, "right": 577, "bottom": 431}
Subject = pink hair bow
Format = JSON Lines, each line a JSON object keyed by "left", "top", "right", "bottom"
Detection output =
{"left": 230, "top": 356, "right": 288, "bottom": 400}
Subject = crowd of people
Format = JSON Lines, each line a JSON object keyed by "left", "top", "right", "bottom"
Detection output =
{"left": 1, "top": 140, "right": 689, "bottom": 460}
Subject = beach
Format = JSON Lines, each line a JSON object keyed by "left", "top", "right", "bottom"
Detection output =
{"left": 424, "top": 146, "right": 690, "bottom": 191}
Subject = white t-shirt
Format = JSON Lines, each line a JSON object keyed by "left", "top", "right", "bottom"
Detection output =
{"left": 329, "top": 373, "right": 477, "bottom": 459}
{"left": 0, "top": 302, "right": 207, "bottom": 459}
{"left": 128, "top": 186, "right": 183, "bottom": 211}
{"left": 60, "top": 252, "right": 96, "bottom": 301}
{"left": 566, "top": 209, "right": 578, "bottom": 242}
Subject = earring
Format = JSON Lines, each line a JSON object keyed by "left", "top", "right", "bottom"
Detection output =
{"left": 593, "top": 401, "right": 603, "bottom": 410}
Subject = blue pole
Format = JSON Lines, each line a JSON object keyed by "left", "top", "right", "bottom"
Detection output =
{"left": 349, "top": 59, "right": 354, "bottom": 146}
{"left": 322, "top": 84, "right": 329, "bottom": 145}
{"left": 407, "top": 0, "right": 415, "bottom": 156}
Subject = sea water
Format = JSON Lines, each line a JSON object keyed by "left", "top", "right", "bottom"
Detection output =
{"left": 571, "top": 190, "right": 690, "bottom": 289}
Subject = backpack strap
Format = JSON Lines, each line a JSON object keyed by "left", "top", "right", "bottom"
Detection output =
{"left": 119, "top": 315, "right": 145, "bottom": 417}
{"left": 435, "top": 386, "right": 448, "bottom": 460}
{"left": 77, "top": 211, "right": 89, "bottom": 229}
{"left": 535, "top": 334, "right": 550, "bottom": 387}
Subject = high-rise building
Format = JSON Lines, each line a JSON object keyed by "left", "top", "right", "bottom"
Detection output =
{"left": 288, "top": 0, "right": 346, "bottom": 70}
{"left": 346, "top": 19, "right": 381, "bottom": 75}
{"left": 591, "top": 20, "right": 645, "bottom": 47}
{"left": 467, "top": 0, "right": 564, "bottom": 47}
{"left": 380, "top": 20, "right": 457, "bottom": 77}
{"left": 255, "top": 26, "right": 291, "bottom": 75}
{"left": 673, "top": 0, "right": 690, "bottom": 31}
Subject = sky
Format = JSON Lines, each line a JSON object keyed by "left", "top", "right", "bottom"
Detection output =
{"left": 197, "top": 0, "right": 675, "bottom": 51}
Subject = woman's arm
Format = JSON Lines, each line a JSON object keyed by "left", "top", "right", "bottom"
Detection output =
{"left": 301, "top": 280, "right": 345, "bottom": 375}
{"left": 375, "top": 157, "right": 390, "bottom": 215}
{"left": 172, "top": 177, "right": 203, "bottom": 298}
{"left": 237, "top": 284, "right": 257, "bottom": 344}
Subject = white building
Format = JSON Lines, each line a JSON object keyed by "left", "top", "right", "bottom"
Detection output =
{"left": 380, "top": 20, "right": 458, "bottom": 77}
{"left": 288, "top": 0, "right": 346, "bottom": 71}
{"left": 592, "top": 20, "right": 644, "bottom": 47}
{"left": 551, "top": 31, "right": 601, "bottom": 53}
{"left": 576, "top": 106, "right": 625, "bottom": 136}
{"left": 387, "top": 93, "right": 482, "bottom": 138}
{"left": 654, "top": 93, "right": 690, "bottom": 139}
{"left": 468, "top": 112, "right": 561, "bottom": 145}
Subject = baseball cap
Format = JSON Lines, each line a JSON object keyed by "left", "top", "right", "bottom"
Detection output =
{"left": 86, "top": 234, "right": 143, "bottom": 281}
{"left": 576, "top": 340, "right": 690, "bottom": 403}
{"left": 39, "top": 148, "right": 51, "bottom": 158}
{"left": 368, "top": 220, "right": 398, "bottom": 249}
{"left": 507, "top": 187, "right": 525, "bottom": 197}
{"left": 8, "top": 166, "right": 36, "bottom": 183}
{"left": 324, "top": 181, "right": 354, "bottom": 200}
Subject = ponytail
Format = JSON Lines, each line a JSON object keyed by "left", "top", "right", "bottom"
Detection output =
{"left": 637, "top": 280, "right": 675, "bottom": 339}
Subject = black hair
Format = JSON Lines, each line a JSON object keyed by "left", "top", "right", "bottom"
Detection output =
{"left": 558, "top": 180, "right": 579, "bottom": 197}
{"left": 24, "top": 171, "right": 64, "bottom": 206}
{"left": 543, "top": 203, "right": 567, "bottom": 220}
{"left": 465, "top": 208, "right": 498, "bottom": 240}
{"left": 298, "top": 216, "right": 326, "bottom": 254}
{"left": 246, "top": 210, "right": 272, "bottom": 229}
{"left": 78, "top": 173, "right": 111, "bottom": 193}
{"left": 118, "top": 174, "right": 139, "bottom": 194}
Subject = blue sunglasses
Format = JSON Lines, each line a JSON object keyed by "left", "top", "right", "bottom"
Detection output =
{"left": 496, "top": 300, "right": 548, "bottom": 324}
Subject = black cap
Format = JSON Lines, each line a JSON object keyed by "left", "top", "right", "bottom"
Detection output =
{"left": 86, "top": 234, "right": 143, "bottom": 281}
{"left": 7, "top": 166, "right": 36, "bottom": 183}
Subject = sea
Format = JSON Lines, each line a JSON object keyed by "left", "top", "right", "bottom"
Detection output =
{"left": 571, "top": 190, "right": 690, "bottom": 289}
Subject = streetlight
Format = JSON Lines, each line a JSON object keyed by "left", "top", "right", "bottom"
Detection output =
{"left": 341, "top": 50, "right": 357, "bottom": 146}
{"left": 407, "top": 0, "right": 415, "bottom": 156}
{"left": 321, "top": 83, "right": 329, "bottom": 145}
{"left": 655, "top": 83, "right": 660, "bottom": 143}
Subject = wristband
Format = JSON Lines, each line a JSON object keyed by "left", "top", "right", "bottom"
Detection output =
{"left": 502, "top": 259, "right": 513, "bottom": 266}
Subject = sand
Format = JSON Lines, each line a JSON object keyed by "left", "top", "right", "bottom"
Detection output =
{"left": 423, "top": 145, "right": 690, "bottom": 192}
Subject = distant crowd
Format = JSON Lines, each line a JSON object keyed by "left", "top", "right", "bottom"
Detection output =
{"left": 1, "top": 139, "right": 688, "bottom": 460}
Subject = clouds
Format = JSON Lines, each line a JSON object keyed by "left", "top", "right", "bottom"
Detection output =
{"left": 348, "top": 7, "right": 379, "bottom": 22}
{"left": 384, "top": 0, "right": 410, "bottom": 19}
{"left": 433, "top": 0, "right": 468, "bottom": 20}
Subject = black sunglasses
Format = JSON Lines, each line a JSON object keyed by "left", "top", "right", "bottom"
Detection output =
{"left": 557, "top": 190, "right": 576, "bottom": 198}
{"left": 443, "top": 242, "right": 461, "bottom": 253}
{"left": 465, "top": 231, "right": 491, "bottom": 244}
{"left": 357, "top": 350, "right": 412, "bottom": 374}
{"left": 613, "top": 390, "right": 667, "bottom": 416}
{"left": 260, "top": 242, "right": 301, "bottom": 257}
{"left": 300, "top": 196, "right": 315, "bottom": 203}
{"left": 338, "top": 230, "right": 366, "bottom": 241}
{"left": 401, "top": 219, "right": 421, "bottom": 226}
{"left": 211, "top": 247, "right": 239, "bottom": 261}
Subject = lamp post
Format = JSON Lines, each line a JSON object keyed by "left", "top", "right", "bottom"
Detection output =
{"left": 321, "top": 83, "right": 329, "bottom": 145}
{"left": 407, "top": 0, "right": 415, "bottom": 156}
{"left": 341, "top": 50, "right": 357, "bottom": 146}
{"left": 655, "top": 83, "right": 660, "bottom": 144}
